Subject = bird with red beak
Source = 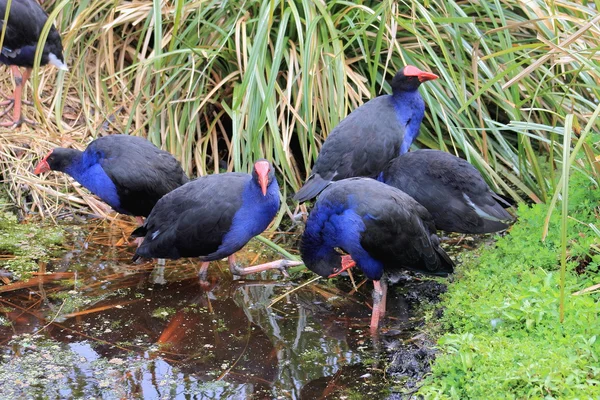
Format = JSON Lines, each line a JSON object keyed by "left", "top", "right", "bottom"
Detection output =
{"left": 132, "top": 159, "right": 302, "bottom": 278}
{"left": 293, "top": 64, "right": 439, "bottom": 202}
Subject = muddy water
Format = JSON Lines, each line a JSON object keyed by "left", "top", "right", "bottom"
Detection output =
{"left": 0, "top": 220, "right": 438, "bottom": 399}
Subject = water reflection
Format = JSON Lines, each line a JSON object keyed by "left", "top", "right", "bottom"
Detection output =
{"left": 0, "top": 220, "right": 418, "bottom": 399}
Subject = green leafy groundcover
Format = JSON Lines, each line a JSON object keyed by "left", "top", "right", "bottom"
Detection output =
{"left": 418, "top": 171, "right": 600, "bottom": 399}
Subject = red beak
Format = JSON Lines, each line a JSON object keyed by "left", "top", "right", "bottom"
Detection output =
{"left": 328, "top": 255, "right": 356, "bottom": 278}
{"left": 403, "top": 65, "right": 439, "bottom": 83}
{"left": 34, "top": 151, "right": 53, "bottom": 174}
{"left": 254, "top": 160, "right": 270, "bottom": 196}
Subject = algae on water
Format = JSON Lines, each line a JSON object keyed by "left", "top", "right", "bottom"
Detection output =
{"left": 0, "top": 209, "right": 64, "bottom": 281}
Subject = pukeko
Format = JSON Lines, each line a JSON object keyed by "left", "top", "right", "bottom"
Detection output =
{"left": 0, "top": 0, "right": 67, "bottom": 127}
{"left": 131, "top": 159, "right": 302, "bottom": 277}
{"left": 293, "top": 65, "right": 438, "bottom": 202}
{"left": 381, "top": 149, "right": 515, "bottom": 233}
{"left": 300, "top": 178, "right": 454, "bottom": 333}
{"left": 33, "top": 134, "right": 188, "bottom": 224}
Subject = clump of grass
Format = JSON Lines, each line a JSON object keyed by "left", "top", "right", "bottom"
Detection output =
{"left": 417, "top": 169, "right": 600, "bottom": 398}
{"left": 2, "top": 0, "right": 600, "bottom": 219}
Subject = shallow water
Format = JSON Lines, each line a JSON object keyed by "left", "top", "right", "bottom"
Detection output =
{"left": 0, "top": 219, "right": 435, "bottom": 399}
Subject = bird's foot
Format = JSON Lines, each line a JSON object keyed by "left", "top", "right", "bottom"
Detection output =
{"left": 228, "top": 259, "right": 303, "bottom": 277}
{"left": 0, "top": 98, "right": 32, "bottom": 107}
{"left": 197, "top": 261, "right": 214, "bottom": 290}
{"left": 199, "top": 279, "right": 214, "bottom": 291}
{"left": 328, "top": 255, "right": 356, "bottom": 277}
{"left": 133, "top": 236, "right": 144, "bottom": 248}
{"left": 0, "top": 116, "right": 37, "bottom": 128}
{"left": 0, "top": 103, "right": 14, "bottom": 118}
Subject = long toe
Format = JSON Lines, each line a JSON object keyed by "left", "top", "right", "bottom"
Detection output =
{"left": 0, "top": 99, "right": 13, "bottom": 107}
{"left": 0, "top": 98, "right": 33, "bottom": 107}
{"left": 0, "top": 117, "right": 37, "bottom": 128}
{"left": 228, "top": 259, "right": 303, "bottom": 277}
{"left": 0, "top": 103, "right": 14, "bottom": 117}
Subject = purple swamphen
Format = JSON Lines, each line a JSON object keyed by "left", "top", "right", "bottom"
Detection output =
{"left": 300, "top": 178, "right": 454, "bottom": 333}
{"left": 34, "top": 134, "right": 188, "bottom": 225}
{"left": 294, "top": 65, "right": 438, "bottom": 202}
{"left": 0, "top": 0, "right": 67, "bottom": 127}
{"left": 131, "top": 159, "right": 302, "bottom": 277}
{"left": 381, "top": 149, "right": 514, "bottom": 233}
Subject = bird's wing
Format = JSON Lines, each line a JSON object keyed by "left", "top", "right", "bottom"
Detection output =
{"left": 0, "top": 0, "right": 50, "bottom": 52}
{"left": 91, "top": 136, "right": 188, "bottom": 215}
{"left": 136, "top": 174, "right": 249, "bottom": 259}
{"left": 356, "top": 183, "right": 453, "bottom": 275}
{"left": 385, "top": 150, "right": 513, "bottom": 233}
{"left": 312, "top": 96, "right": 404, "bottom": 181}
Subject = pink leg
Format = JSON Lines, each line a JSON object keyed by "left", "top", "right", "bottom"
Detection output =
{"left": 370, "top": 279, "right": 387, "bottom": 334}
{"left": 198, "top": 261, "right": 213, "bottom": 290}
{"left": 227, "top": 254, "right": 303, "bottom": 277}
{"left": 0, "top": 66, "right": 32, "bottom": 109}
{"left": 379, "top": 278, "right": 388, "bottom": 318}
{"left": 198, "top": 261, "right": 210, "bottom": 280}
{"left": 0, "top": 67, "right": 35, "bottom": 127}
{"left": 133, "top": 216, "right": 145, "bottom": 247}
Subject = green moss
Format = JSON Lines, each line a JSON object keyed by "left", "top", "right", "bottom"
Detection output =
{"left": 0, "top": 209, "right": 65, "bottom": 280}
{"left": 151, "top": 306, "right": 177, "bottom": 320}
{"left": 418, "top": 171, "right": 600, "bottom": 398}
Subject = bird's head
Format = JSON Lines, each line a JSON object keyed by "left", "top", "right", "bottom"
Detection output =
{"left": 252, "top": 159, "right": 275, "bottom": 196}
{"left": 34, "top": 148, "right": 78, "bottom": 174}
{"left": 391, "top": 65, "right": 438, "bottom": 92}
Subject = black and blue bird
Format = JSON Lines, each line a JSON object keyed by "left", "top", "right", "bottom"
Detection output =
{"left": 300, "top": 178, "right": 454, "bottom": 333}
{"left": 0, "top": 0, "right": 67, "bottom": 126}
{"left": 381, "top": 149, "right": 515, "bottom": 233}
{"left": 131, "top": 159, "right": 302, "bottom": 277}
{"left": 293, "top": 65, "right": 438, "bottom": 202}
{"left": 34, "top": 134, "right": 188, "bottom": 224}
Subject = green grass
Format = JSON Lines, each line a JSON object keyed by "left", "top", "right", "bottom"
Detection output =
{"left": 417, "top": 168, "right": 600, "bottom": 398}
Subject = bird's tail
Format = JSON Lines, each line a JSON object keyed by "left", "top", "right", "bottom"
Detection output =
{"left": 130, "top": 225, "right": 147, "bottom": 238}
{"left": 475, "top": 220, "right": 511, "bottom": 234}
{"left": 293, "top": 174, "right": 331, "bottom": 203}
{"left": 492, "top": 192, "right": 516, "bottom": 208}
{"left": 431, "top": 247, "right": 455, "bottom": 277}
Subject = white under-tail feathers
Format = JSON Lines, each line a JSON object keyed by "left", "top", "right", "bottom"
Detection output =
{"left": 48, "top": 53, "right": 68, "bottom": 71}
{"left": 462, "top": 192, "right": 509, "bottom": 222}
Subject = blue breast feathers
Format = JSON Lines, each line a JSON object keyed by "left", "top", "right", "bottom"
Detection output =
{"left": 304, "top": 198, "right": 384, "bottom": 280}
{"left": 393, "top": 91, "right": 426, "bottom": 155}
{"left": 215, "top": 177, "right": 280, "bottom": 257}
{"left": 64, "top": 150, "right": 122, "bottom": 213}
{"left": 0, "top": 45, "right": 36, "bottom": 67}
